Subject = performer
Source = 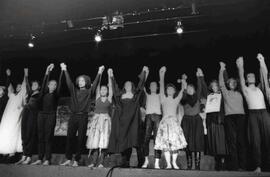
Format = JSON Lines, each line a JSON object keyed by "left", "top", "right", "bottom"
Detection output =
{"left": 0, "top": 69, "right": 11, "bottom": 123}
{"left": 60, "top": 63, "right": 104, "bottom": 167}
{"left": 181, "top": 70, "right": 205, "bottom": 170}
{"left": 202, "top": 68, "right": 227, "bottom": 171}
{"left": 0, "top": 69, "right": 28, "bottom": 156}
{"left": 17, "top": 70, "right": 41, "bottom": 165}
{"left": 237, "top": 55, "right": 270, "bottom": 173}
{"left": 108, "top": 66, "right": 148, "bottom": 168}
{"left": 219, "top": 62, "right": 247, "bottom": 171}
{"left": 154, "top": 67, "right": 187, "bottom": 169}
{"left": 86, "top": 68, "right": 113, "bottom": 168}
{"left": 141, "top": 82, "right": 162, "bottom": 169}
{"left": 31, "top": 64, "right": 63, "bottom": 165}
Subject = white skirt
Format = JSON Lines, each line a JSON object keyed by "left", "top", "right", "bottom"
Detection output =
{"left": 86, "top": 113, "right": 111, "bottom": 149}
{"left": 154, "top": 115, "right": 187, "bottom": 151}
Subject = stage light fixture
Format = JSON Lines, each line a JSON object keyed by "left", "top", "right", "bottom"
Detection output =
{"left": 94, "top": 31, "right": 102, "bottom": 43}
{"left": 27, "top": 34, "right": 36, "bottom": 48}
{"left": 176, "top": 20, "right": 184, "bottom": 34}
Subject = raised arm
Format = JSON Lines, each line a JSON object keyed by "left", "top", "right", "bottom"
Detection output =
{"left": 107, "top": 68, "right": 113, "bottom": 103}
{"left": 219, "top": 62, "right": 229, "bottom": 95}
{"left": 95, "top": 74, "right": 102, "bottom": 100}
{"left": 159, "top": 66, "right": 166, "bottom": 101}
{"left": 6, "top": 69, "right": 14, "bottom": 96}
{"left": 175, "top": 74, "right": 187, "bottom": 103}
{"left": 90, "top": 66, "right": 104, "bottom": 96}
{"left": 25, "top": 69, "right": 31, "bottom": 95}
{"left": 257, "top": 53, "right": 270, "bottom": 100}
{"left": 40, "top": 64, "right": 52, "bottom": 97}
{"left": 197, "top": 68, "right": 208, "bottom": 99}
{"left": 136, "top": 66, "right": 149, "bottom": 93}
{"left": 60, "top": 63, "right": 75, "bottom": 96}
{"left": 56, "top": 70, "right": 63, "bottom": 96}
{"left": 236, "top": 57, "right": 248, "bottom": 95}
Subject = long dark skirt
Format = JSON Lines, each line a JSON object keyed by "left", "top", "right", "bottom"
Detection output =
{"left": 206, "top": 112, "right": 227, "bottom": 156}
{"left": 181, "top": 114, "right": 204, "bottom": 152}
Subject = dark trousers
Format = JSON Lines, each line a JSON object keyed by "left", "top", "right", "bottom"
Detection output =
{"left": 121, "top": 147, "right": 144, "bottom": 167}
{"left": 65, "top": 114, "right": 88, "bottom": 161}
{"left": 248, "top": 109, "right": 270, "bottom": 169}
{"left": 224, "top": 114, "right": 247, "bottom": 170}
{"left": 143, "top": 114, "right": 161, "bottom": 159}
{"left": 21, "top": 107, "right": 38, "bottom": 157}
{"left": 37, "top": 112, "right": 56, "bottom": 161}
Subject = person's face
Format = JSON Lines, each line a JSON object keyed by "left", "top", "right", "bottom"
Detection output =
{"left": 16, "top": 84, "right": 22, "bottom": 93}
{"left": 31, "top": 82, "right": 39, "bottom": 91}
{"left": 100, "top": 86, "right": 108, "bottom": 96}
{"left": 211, "top": 82, "right": 219, "bottom": 93}
{"left": 78, "top": 77, "right": 86, "bottom": 88}
{"left": 166, "top": 86, "right": 176, "bottom": 96}
{"left": 247, "top": 73, "right": 256, "bottom": 84}
{"left": 228, "top": 79, "right": 237, "bottom": 90}
{"left": 150, "top": 82, "right": 158, "bottom": 93}
{"left": 124, "top": 81, "right": 132, "bottom": 92}
{"left": 48, "top": 80, "right": 57, "bottom": 92}
{"left": 186, "top": 85, "right": 195, "bottom": 95}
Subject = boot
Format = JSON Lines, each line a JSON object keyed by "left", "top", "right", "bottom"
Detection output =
{"left": 195, "top": 152, "right": 201, "bottom": 170}
{"left": 186, "top": 151, "right": 192, "bottom": 170}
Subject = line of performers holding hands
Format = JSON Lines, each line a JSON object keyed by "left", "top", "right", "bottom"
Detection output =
{"left": 0, "top": 54, "right": 269, "bottom": 173}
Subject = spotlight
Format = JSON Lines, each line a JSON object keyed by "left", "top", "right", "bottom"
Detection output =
{"left": 94, "top": 31, "right": 102, "bottom": 43}
{"left": 28, "top": 42, "right": 34, "bottom": 48}
{"left": 27, "top": 34, "right": 36, "bottom": 48}
{"left": 176, "top": 20, "right": 184, "bottom": 34}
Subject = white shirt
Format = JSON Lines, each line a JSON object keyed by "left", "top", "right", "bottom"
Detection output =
{"left": 245, "top": 87, "right": 266, "bottom": 110}
{"left": 205, "top": 93, "right": 222, "bottom": 113}
{"left": 146, "top": 93, "right": 161, "bottom": 115}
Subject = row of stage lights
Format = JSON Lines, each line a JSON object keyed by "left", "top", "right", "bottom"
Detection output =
{"left": 28, "top": 20, "right": 184, "bottom": 48}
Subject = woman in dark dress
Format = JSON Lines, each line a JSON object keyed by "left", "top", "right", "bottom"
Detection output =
{"left": 181, "top": 69, "right": 206, "bottom": 170}
{"left": 108, "top": 66, "right": 149, "bottom": 167}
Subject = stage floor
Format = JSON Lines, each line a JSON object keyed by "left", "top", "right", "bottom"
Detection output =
{"left": 0, "top": 164, "right": 270, "bottom": 177}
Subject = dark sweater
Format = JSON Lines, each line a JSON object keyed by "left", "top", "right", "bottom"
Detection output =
{"left": 64, "top": 70, "right": 101, "bottom": 114}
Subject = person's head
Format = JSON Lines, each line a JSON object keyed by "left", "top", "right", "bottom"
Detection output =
{"left": 149, "top": 82, "right": 158, "bottom": 93}
{"left": 100, "top": 85, "right": 108, "bottom": 97}
{"left": 0, "top": 86, "right": 5, "bottom": 96}
{"left": 76, "top": 75, "right": 91, "bottom": 89}
{"left": 246, "top": 73, "right": 256, "bottom": 85}
{"left": 166, "top": 83, "right": 177, "bottom": 97}
{"left": 209, "top": 80, "right": 219, "bottom": 93}
{"left": 31, "top": 81, "right": 40, "bottom": 92}
{"left": 123, "top": 81, "right": 135, "bottom": 93}
{"left": 186, "top": 84, "right": 195, "bottom": 95}
{"left": 16, "top": 84, "right": 22, "bottom": 93}
{"left": 48, "top": 80, "right": 57, "bottom": 93}
{"left": 227, "top": 78, "right": 237, "bottom": 91}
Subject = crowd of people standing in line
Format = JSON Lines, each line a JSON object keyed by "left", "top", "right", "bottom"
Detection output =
{"left": 0, "top": 53, "right": 269, "bottom": 173}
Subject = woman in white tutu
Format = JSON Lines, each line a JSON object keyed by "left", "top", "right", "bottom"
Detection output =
{"left": 86, "top": 69, "right": 113, "bottom": 168}
{"left": 0, "top": 68, "right": 28, "bottom": 156}
{"left": 154, "top": 66, "right": 187, "bottom": 169}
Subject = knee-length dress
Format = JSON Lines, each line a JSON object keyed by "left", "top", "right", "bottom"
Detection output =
{"left": 108, "top": 72, "right": 146, "bottom": 153}
{"left": 86, "top": 97, "right": 111, "bottom": 149}
{"left": 155, "top": 97, "right": 187, "bottom": 151}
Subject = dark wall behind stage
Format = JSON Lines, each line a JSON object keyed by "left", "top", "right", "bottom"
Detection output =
{"left": 0, "top": 0, "right": 270, "bottom": 93}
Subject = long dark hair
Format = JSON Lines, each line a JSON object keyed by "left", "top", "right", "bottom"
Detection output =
{"left": 122, "top": 81, "right": 136, "bottom": 94}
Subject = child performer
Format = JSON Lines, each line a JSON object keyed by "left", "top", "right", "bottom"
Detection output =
{"left": 141, "top": 81, "right": 162, "bottom": 169}
{"left": 181, "top": 70, "right": 205, "bottom": 170}
{"left": 219, "top": 62, "right": 247, "bottom": 171}
{"left": 238, "top": 55, "right": 270, "bottom": 173}
{"left": 201, "top": 68, "right": 227, "bottom": 171}
{"left": 108, "top": 66, "right": 148, "bottom": 168}
{"left": 0, "top": 69, "right": 28, "bottom": 157}
{"left": 31, "top": 64, "right": 63, "bottom": 165}
{"left": 154, "top": 66, "right": 187, "bottom": 169}
{"left": 60, "top": 63, "right": 104, "bottom": 167}
{"left": 86, "top": 68, "right": 113, "bottom": 168}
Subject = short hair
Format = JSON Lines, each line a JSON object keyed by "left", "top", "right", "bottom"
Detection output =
{"left": 165, "top": 83, "right": 178, "bottom": 98}
{"left": 76, "top": 75, "right": 91, "bottom": 89}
